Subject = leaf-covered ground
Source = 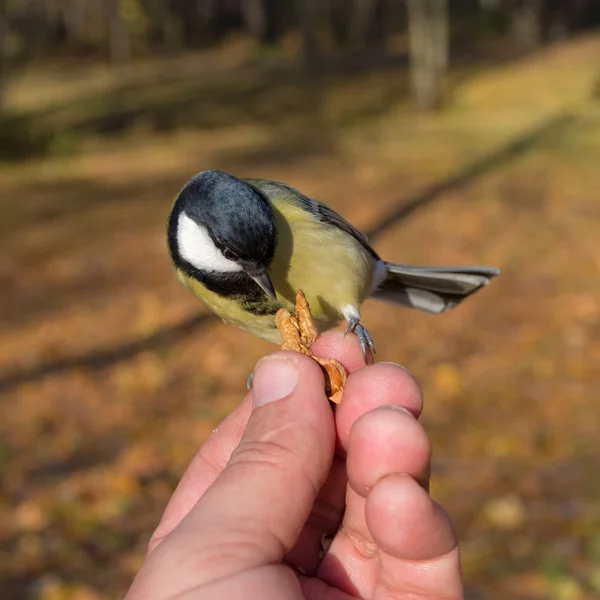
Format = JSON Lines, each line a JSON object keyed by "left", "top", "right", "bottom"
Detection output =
{"left": 1, "top": 35, "right": 600, "bottom": 600}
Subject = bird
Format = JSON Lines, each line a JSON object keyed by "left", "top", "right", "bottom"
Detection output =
{"left": 167, "top": 169, "right": 499, "bottom": 359}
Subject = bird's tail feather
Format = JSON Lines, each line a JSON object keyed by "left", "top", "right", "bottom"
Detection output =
{"left": 371, "top": 263, "right": 500, "bottom": 314}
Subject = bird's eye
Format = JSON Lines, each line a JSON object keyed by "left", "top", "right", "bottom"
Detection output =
{"left": 223, "top": 248, "right": 238, "bottom": 261}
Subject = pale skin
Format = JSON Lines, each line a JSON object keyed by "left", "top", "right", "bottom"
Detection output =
{"left": 126, "top": 332, "right": 463, "bottom": 600}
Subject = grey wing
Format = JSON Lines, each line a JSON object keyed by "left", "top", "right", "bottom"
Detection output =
{"left": 244, "top": 178, "right": 380, "bottom": 259}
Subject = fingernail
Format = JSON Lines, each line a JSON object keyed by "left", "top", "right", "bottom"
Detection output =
{"left": 379, "top": 404, "right": 415, "bottom": 418}
{"left": 378, "top": 362, "right": 415, "bottom": 379}
{"left": 253, "top": 356, "right": 299, "bottom": 407}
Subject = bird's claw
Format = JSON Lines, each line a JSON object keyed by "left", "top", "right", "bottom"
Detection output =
{"left": 344, "top": 318, "right": 376, "bottom": 362}
{"left": 246, "top": 372, "right": 254, "bottom": 390}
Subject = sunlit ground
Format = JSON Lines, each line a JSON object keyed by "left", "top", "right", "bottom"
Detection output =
{"left": 1, "top": 34, "right": 600, "bottom": 600}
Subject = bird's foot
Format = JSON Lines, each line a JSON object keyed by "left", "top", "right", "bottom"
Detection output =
{"left": 344, "top": 317, "right": 376, "bottom": 362}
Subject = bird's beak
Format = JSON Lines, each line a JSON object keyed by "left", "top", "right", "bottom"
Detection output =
{"left": 251, "top": 270, "right": 277, "bottom": 301}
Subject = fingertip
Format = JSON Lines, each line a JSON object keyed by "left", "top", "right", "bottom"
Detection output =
{"left": 311, "top": 331, "right": 367, "bottom": 373}
{"left": 250, "top": 351, "right": 334, "bottom": 441}
{"left": 335, "top": 363, "right": 423, "bottom": 449}
{"left": 253, "top": 350, "right": 326, "bottom": 400}
{"left": 366, "top": 474, "right": 458, "bottom": 562}
{"left": 364, "top": 363, "right": 423, "bottom": 416}
{"left": 259, "top": 349, "right": 326, "bottom": 377}
{"left": 347, "top": 406, "right": 431, "bottom": 497}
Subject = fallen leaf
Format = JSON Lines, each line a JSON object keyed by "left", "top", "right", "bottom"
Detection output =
{"left": 14, "top": 500, "right": 48, "bottom": 532}
{"left": 550, "top": 577, "right": 585, "bottom": 600}
{"left": 482, "top": 494, "right": 526, "bottom": 530}
{"left": 433, "top": 363, "right": 462, "bottom": 396}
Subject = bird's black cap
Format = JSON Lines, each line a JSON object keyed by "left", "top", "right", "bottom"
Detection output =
{"left": 172, "top": 169, "right": 276, "bottom": 268}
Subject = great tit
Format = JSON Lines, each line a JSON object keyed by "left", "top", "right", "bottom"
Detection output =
{"left": 167, "top": 170, "right": 499, "bottom": 357}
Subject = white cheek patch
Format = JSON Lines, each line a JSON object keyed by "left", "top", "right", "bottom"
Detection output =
{"left": 177, "top": 211, "right": 242, "bottom": 274}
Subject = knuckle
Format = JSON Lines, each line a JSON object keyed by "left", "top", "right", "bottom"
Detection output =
{"left": 233, "top": 433, "right": 297, "bottom": 471}
{"left": 231, "top": 429, "right": 322, "bottom": 499}
{"left": 338, "top": 525, "right": 379, "bottom": 558}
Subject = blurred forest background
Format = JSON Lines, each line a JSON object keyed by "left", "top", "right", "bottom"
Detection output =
{"left": 1, "top": 1, "right": 600, "bottom": 599}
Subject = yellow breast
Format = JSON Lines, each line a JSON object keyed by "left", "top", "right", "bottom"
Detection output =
{"left": 269, "top": 199, "right": 375, "bottom": 325}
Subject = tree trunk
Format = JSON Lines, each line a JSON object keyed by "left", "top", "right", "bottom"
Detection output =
{"left": 164, "top": 11, "right": 184, "bottom": 52}
{"left": 191, "top": 0, "right": 218, "bottom": 45}
{"left": 510, "top": 0, "right": 544, "bottom": 49}
{"left": 108, "top": 0, "right": 131, "bottom": 72}
{"left": 261, "top": 0, "right": 288, "bottom": 45}
{"left": 196, "top": 0, "right": 218, "bottom": 23}
{"left": 241, "top": 0, "right": 266, "bottom": 39}
{"left": 365, "top": 0, "right": 388, "bottom": 49}
{"left": 330, "top": 0, "right": 351, "bottom": 46}
{"left": 0, "top": 0, "right": 6, "bottom": 108}
{"left": 407, "top": 0, "right": 449, "bottom": 111}
{"left": 62, "top": 0, "right": 88, "bottom": 41}
{"left": 349, "top": 0, "right": 377, "bottom": 47}
{"left": 297, "top": 0, "right": 320, "bottom": 70}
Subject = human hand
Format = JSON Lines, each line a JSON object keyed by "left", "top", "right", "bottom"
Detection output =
{"left": 126, "top": 332, "right": 463, "bottom": 599}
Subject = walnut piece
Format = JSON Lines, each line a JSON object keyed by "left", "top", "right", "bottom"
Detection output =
{"left": 275, "top": 290, "right": 347, "bottom": 404}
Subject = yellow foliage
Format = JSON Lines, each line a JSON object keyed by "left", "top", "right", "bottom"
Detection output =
{"left": 14, "top": 501, "right": 48, "bottom": 532}
{"left": 482, "top": 494, "right": 526, "bottom": 530}
{"left": 433, "top": 363, "right": 461, "bottom": 396}
{"left": 550, "top": 578, "right": 586, "bottom": 600}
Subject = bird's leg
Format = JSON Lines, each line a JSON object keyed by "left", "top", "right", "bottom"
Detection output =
{"left": 345, "top": 318, "right": 376, "bottom": 361}
{"left": 343, "top": 306, "right": 376, "bottom": 362}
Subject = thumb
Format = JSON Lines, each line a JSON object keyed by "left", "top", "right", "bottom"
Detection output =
{"left": 148, "top": 352, "right": 335, "bottom": 593}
